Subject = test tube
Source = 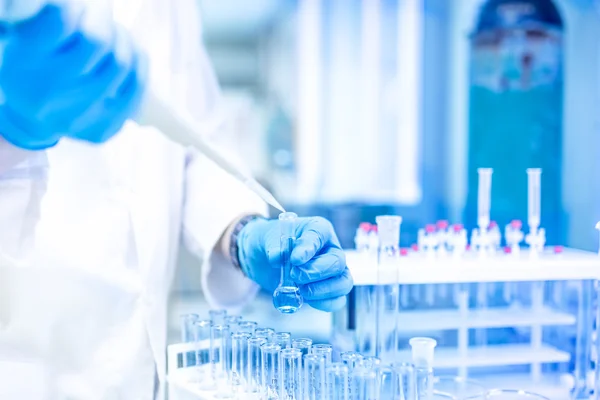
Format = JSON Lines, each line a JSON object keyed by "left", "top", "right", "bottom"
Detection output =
{"left": 254, "top": 327, "right": 275, "bottom": 341}
{"left": 261, "top": 343, "right": 282, "bottom": 398}
{"left": 181, "top": 313, "right": 199, "bottom": 367}
{"left": 378, "top": 365, "right": 399, "bottom": 399}
{"left": 210, "top": 324, "right": 233, "bottom": 398}
{"left": 477, "top": 168, "right": 493, "bottom": 229}
{"left": 238, "top": 321, "right": 258, "bottom": 335}
{"left": 409, "top": 337, "right": 437, "bottom": 400}
{"left": 193, "top": 319, "right": 212, "bottom": 368}
{"left": 394, "top": 362, "right": 417, "bottom": 400}
{"left": 341, "top": 351, "right": 363, "bottom": 398}
{"left": 272, "top": 332, "right": 292, "bottom": 349}
{"left": 358, "top": 356, "right": 381, "bottom": 371}
{"left": 526, "top": 168, "right": 542, "bottom": 231}
{"left": 311, "top": 344, "right": 333, "bottom": 365}
{"left": 304, "top": 354, "right": 326, "bottom": 400}
{"left": 292, "top": 338, "right": 313, "bottom": 358}
{"left": 225, "top": 315, "right": 242, "bottom": 333}
{"left": 327, "top": 362, "right": 350, "bottom": 400}
{"left": 352, "top": 365, "right": 378, "bottom": 400}
{"left": 209, "top": 309, "right": 227, "bottom": 325}
{"left": 375, "top": 215, "right": 402, "bottom": 362}
{"left": 280, "top": 348, "right": 303, "bottom": 399}
{"left": 273, "top": 212, "right": 303, "bottom": 313}
{"left": 246, "top": 337, "right": 266, "bottom": 395}
{"left": 230, "top": 332, "right": 250, "bottom": 393}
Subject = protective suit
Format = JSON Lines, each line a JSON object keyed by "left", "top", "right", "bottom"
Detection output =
{"left": 0, "top": 0, "right": 265, "bottom": 398}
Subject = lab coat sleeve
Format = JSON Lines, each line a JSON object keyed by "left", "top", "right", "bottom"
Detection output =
{"left": 182, "top": 149, "right": 268, "bottom": 311}
{"left": 0, "top": 138, "right": 47, "bottom": 265}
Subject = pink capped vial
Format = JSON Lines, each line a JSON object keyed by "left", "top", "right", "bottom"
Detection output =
{"left": 370, "top": 225, "right": 378, "bottom": 233}
{"left": 510, "top": 220, "right": 522, "bottom": 229}
{"left": 503, "top": 246, "right": 512, "bottom": 254}
{"left": 359, "top": 222, "right": 371, "bottom": 232}
{"left": 554, "top": 246, "right": 564, "bottom": 254}
{"left": 400, "top": 248, "right": 409, "bottom": 256}
{"left": 436, "top": 220, "right": 449, "bottom": 230}
{"left": 411, "top": 244, "right": 419, "bottom": 251}
{"left": 489, "top": 221, "right": 498, "bottom": 228}
{"left": 452, "top": 224, "right": 464, "bottom": 233}
{"left": 425, "top": 224, "right": 436, "bottom": 233}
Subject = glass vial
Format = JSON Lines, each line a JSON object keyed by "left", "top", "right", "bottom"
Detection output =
{"left": 273, "top": 212, "right": 303, "bottom": 313}
{"left": 272, "top": 332, "right": 292, "bottom": 349}
{"left": 230, "top": 332, "right": 250, "bottom": 394}
{"left": 210, "top": 324, "right": 233, "bottom": 398}
{"left": 304, "top": 354, "right": 326, "bottom": 400}
{"left": 280, "top": 348, "right": 303, "bottom": 400}
{"left": 246, "top": 337, "right": 267, "bottom": 395}
{"left": 311, "top": 344, "right": 333, "bottom": 366}
{"left": 327, "top": 362, "right": 350, "bottom": 400}
{"left": 261, "top": 343, "right": 282, "bottom": 399}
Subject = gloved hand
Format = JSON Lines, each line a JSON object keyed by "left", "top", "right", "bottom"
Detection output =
{"left": 0, "top": 3, "right": 147, "bottom": 150}
{"left": 238, "top": 216, "right": 353, "bottom": 312}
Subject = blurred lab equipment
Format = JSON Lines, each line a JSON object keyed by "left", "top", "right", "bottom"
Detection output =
{"left": 331, "top": 168, "right": 600, "bottom": 399}
{"left": 273, "top": 212, "right": 303, "bottom": 313}
{"left": 466, "top": 0, "right": 564, "bottom": 245}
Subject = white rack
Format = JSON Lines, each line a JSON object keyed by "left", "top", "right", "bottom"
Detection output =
{"left": 347, "top": 248, "right": 600, "bottom": 285}
{"left": 344, "top": 247, "right": 598, "bottom": 387}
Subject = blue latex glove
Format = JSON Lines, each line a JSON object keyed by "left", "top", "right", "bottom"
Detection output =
{"left": 238, "top": 216, "right": 353, "bottom": 312}
{"left": 0, "top": 4, "right": 147, "bottom": 150}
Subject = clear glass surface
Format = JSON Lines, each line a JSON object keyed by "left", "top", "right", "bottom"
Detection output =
{"left": 246, "top": 337, "right": 266, "bottom": 394}
{"left": 351, "top": 366, "right": 378, "bottom": 400}
{"left": 311, "top": 344, "right": 333, "bottom": 365}
{"left": 304, "top": 354, "right": 326, "bottom": 400}
{"left": 193, "top": 319, "right": 212, "bottom": 366}
{"left": 261, "top": 343, "right": 282, "bottom": 399}
{"left": 292, "top": 338, "right": 313, "bottom": 359}
{"left": 210, "top": 324, "right": 233, "bottom": 398}
{"left": 326, "top": 362, "right": 349, "bottom": 400}
{"left": 180, "top": 313, "right": 199, "bottom": 367}
{"left": 280, "top": 348, "right": 303, "bottom": 400}
{"left": 378, "top": 365, "right": 399, "bottom": 399}
{"left": 225, "top": 315, "right": 242, "bottom": 333}
{"left": 273, "top": 212, "right": 303, "bottom": 313}
{"left": 230, "top": 332, "right": 250, "bottom": 393}
{"left": 254, "top": 327, "right": 275, "bottom": 341}
{"left": 272, "top": 331, "right": 292, "bottom": 349}
{"left": 209, "top": 309, "right": 227, "bottom": 325}
{"left": 394, "top": 362, "right": 416, "bottom": 400}
{"left": 433, "top": 376, "right": 486, "bottom": 399}
{"left": 464, "top": 390, "right": 550, "bottom": 400}
{"left": 238, "top": 321, "right": 258, "bottom": 335}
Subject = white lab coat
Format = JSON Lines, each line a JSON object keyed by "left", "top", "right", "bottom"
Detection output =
{"left": 0, "top": 0, "right": 265, "bottom": 398}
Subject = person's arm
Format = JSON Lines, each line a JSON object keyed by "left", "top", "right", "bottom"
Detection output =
{"left": 0, "top": 138, "right": 47, "bottom": 264}
{"left": 181, "top": 149, "right": 267, "bottom": 311}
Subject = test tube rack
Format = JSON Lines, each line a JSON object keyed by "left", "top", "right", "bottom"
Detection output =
{"left": 332, "top": 247, "right": 600, "bottom": 400}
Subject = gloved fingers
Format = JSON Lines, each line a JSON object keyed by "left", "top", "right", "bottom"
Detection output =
{"left": 290, "top": 248, "right": 346, "bottom": 284}
{"left": 291, "top": 217, "right": 340, "bottom": 266}
{"left": 306, "top": 296, "right": 347, "bottom": 312}
{"left": 9, "top": 4, "right": 83, "bottom": 57}
{"left": 298, "top": 267, "right": 353, "bottom": 301}
{"left": 0, "top": 106, "right": 59, "bottom": 150}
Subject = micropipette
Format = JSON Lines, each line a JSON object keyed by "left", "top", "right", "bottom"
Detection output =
{"left": 0, "top": 1, "right": 286, "bottom": 213}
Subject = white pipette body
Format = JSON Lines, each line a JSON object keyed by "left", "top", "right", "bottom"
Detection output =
{"left": 526, "top": 168, "right": 541, "bottom": 231}
{"left": 0, "top": 1, "right": 285, "bottom": 213}
{"left": 477, "top": 168, "right": 493, "bottom": 229}
{"left": 140, "top": 93, "right": 285, "bottom": 212}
